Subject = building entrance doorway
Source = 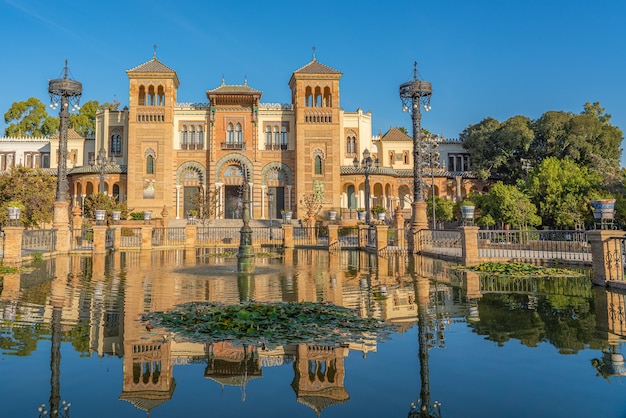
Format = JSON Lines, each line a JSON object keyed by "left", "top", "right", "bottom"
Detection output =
{"left": 224, "top": 186, "right": 243, "bottom": 219}
{"left": 184, "top": 187, "right": 200, "bottom": 217}
{"left": 267, "top": 187, "right": 284, "bottom": 219}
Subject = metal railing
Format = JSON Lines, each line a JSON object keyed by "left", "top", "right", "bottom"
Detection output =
{"left": 478, "top": 230, "right": 591, "bottom": 262}
{"left": 605, "top": 237, "right": 626, "bottom": 282}
{"left": 197, "top": 227, "right": 241, "bottom": 246}
{"left": 338, "top": 226, "right": 359, "bottom": 248}
{"left": 71, "top": 228, "right": 93, "bottom": 251}
{"left": 120, "top": 227, "right": 142, "bottom": 248}
{"left": 152, "top": 227, "right": 186, "bottom": 247}
{"left": 22, "top": 229, "right": 56, "bottom": 254}
{"left": 293, "top": 226, "right": 329, "bottom": 247}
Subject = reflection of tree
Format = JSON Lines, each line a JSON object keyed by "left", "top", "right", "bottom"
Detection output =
{"left": 468, "top": 292, "right": 602, "bottom": 353}
{"left": 0, "top": 322, "right": 47, "bottom": 356}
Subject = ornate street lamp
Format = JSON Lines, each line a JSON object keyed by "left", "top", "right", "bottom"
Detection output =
{"left": 90, "top": 145, "right": 118, "bottom": 194}
{"left": 400, "top": 61, "right": 432, "bottom": 234}
{"left": 49, "top": 60, "right": 82, "bottom": 203}
{"left": 353, "top": 149, "right": 379, "bottom": 225}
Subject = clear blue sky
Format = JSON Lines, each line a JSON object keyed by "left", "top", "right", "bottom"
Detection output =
{"left": 3, "top": 0, "right": 626, "bottom": 165}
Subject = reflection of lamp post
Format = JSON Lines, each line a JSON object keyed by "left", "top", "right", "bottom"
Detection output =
{"left": 422, "top": 136, "right": 440, "bottom": 230}
{"left": 49, "top": 60, "right": 82, "bottom": 203}
{"left": 353, "top": 149, "right": 379, "bottom": 225}
{"left": 90, "top": 145, "right": 118, "bottom": 194}
{"left": 400, "top": 61, "right": 432, "bottom": 234}
{"left": 267, "top": 189, "right": 274, "bottom": 240}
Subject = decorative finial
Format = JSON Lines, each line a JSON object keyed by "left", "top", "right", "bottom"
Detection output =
{"left": 413, "top": 61, "right": 418, "bottom": 80}
{"left": 312, "top": 45, "right": 316, "bottom": 61}
{"left": 153, "top": 44, "right": 157, "bottom": 59}
{"left": 221, "top": 74, "right": 225, "bottom": 85}
{"left": 244, "top": 75, "right": 247, "bottom": 86}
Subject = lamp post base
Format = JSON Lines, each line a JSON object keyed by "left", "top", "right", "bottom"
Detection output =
{"left": 410, "top": 201, "right": 429, "bottom": 233}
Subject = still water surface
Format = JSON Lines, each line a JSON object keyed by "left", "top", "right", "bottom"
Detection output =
{"left": 1, "top": 250, "right": 626, "bottom": 417}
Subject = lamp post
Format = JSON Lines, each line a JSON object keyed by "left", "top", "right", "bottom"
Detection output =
{"left": 353, "top": 149, "right": 379, "bottom": 225}
{"left": 267, "top": 189, "right": 274, "bottom": 240}
{"left": 400, "top": 61, "right": 432, "bottom": 234}
{"left": 422, "top": 136, "right": 440, "bottom": 230}
{"left": 49, "top": 60, "right": 82, "bottom": 204}
{"left": 90, "top": 145, "right": 117, "bottom": 194}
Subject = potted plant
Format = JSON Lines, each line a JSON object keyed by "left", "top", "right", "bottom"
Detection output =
{"left": 357, "top": 208, "right": 366, "bottom": 221}
{"left": 281, "top": 209, "right": 293, "bottom": 223}
{"left": 590, "top": 198, "right": 616, "bottom": 220}
{"left": 328, "top": 209, "right": 338, "bottom": 221}
{"left": 460, "top": 200, "right": 475, "bottom": 220}
{"left": 371, "top": 205, "right": 387, "bottom": 221}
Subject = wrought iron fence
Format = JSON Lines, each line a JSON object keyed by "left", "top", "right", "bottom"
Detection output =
{"left": 478, "top": 230, "right": 591, "bottom": 262}
{"left": 338, "top": 226, "right": 359, "bottom": 248}
{"left": 22, "top": 229, "right": 56, "bottom": 254}
{"left": 197, "top": 227, "right": 241, "bottom": 246}
{"left": 120, "top": 227, "right": 142, "bottom": 248}
{"left": 105, "top": 228, "right": 115, "bottom": 249}
{"left": 386, "top": 228, "right": 409, "bottom": 252}
{"left": 71, "top": 228, "right": 94, "bottom": 251}
{"left": 605, "top": 237, "right": 626, "bottom": 282}
{"left": 152, "top": 227, "right": 186, "bottom": 247}
{"left": 293, "top": 226, "right": 329, "bottom": 247}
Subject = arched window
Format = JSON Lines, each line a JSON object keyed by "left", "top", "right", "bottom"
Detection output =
{"left": 314, "top": 155, "right": 323, "bottom": 175}
{"left": 110, "top": 129, "right": 122, "bottom": 156}
{"left": 198, "top": 126, "right": 204, "bottom": 147}
{"left": 146, "top": 155, "right": 154, "bottom": 174}
{"left": 280, "top": 126, "right": 288, "bottom": 150}
{"left": 403, "top": 151, "right": 409, "bottom": 165}
{"left": 227, "top": 123, "right": 234, "bottom": 144}
{"left": 138, "top": 86, "right": 146, "bottom": 106}
{"left": 389, "top": 151, "right": 395, "bottom": 166}
{"left": 314, "top": 87, "right": 322, "bottom": 107}
{"left": 323, "top": 87, "right": 332, "bottom": 107}
{"left": 157, "top": 86, "right": 165, "bottom": 106}
{"left": 190, "top": 125, "right": 196, "bottom": 145}
{"left": 305, "top": 86, "right": 313, "bottom": 107}
{"left": 273, "top": 126, "right": 280, "bottom": 148}
{"left": 148, "top": 86, "right": 155, "bottom": 106}
{"left": 265, "top": 126, "right": 272, "bottom": 149}
{"left": 235, "top": 123, "right": 243, "bottom": 144}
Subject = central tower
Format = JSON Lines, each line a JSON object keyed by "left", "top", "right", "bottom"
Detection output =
{"left": 289, "top": 55, "right": 342, "bottom": 218}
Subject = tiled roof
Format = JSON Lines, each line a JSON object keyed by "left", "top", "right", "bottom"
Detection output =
{"left": 127, "top": 57, "right": 176, "bottom": 73}
{"left": 49, "top": 128, "right": 84, "bottom": 140}
{"left": 207, "top": 83, "right": 262, "bottom": 95}
{"left": 69, "top": 165, "right": 127, "bottom": 175}
{"left": 340, "top": 166, "right": 477, "bottom": 178}
{"left": 381, "top": 128, "right": 411, "bottom": 141}
{"left": 293, "top": 59, "right": 342, "bottom": 75}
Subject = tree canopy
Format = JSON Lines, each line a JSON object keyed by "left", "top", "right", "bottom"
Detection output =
{"left": 4, "top": 98, "right": 120, "bottom": 138}
{"left": 0, "top": 166, "right": 56, "bottom": 228}
{"left": 461, "top": 102, "right": 623, "bottom": 183}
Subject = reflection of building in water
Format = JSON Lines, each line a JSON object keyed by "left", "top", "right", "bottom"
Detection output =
{"left": 291, "top": 344, "right": 349, "bottom": 416}
{"left": 119, "top": 340, "right": 175, "bottom": 415}
{"left": 204, "top": 341, "right": 262, "bottom": 399}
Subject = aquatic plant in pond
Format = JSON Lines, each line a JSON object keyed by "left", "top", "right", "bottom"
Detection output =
{"left": 454, "top": 261, "right": 582, "bottom": 277}
{"left": 144, "top": 301, "right": 395, "bottom": 349}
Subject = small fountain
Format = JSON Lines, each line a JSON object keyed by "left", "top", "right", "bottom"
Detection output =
{"left": 237, "top": 166, "right": 255, "bottom": 273}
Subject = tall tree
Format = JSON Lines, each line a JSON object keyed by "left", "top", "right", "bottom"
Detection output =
{"left": 475, "top": 182, "right": 541, "bottom": 229}
{"left": 461, "top": 116, "right": 533, "bottom": 183}
{"left": 69, "top": 99, "right": 121, "bottom": 138}
{"left": 527, "top": 157, "right": 602, "bottom": 229}
{"left": 4, "top": 98, "right": 58, "bottom": 137}
{"left": 0, "top": 166, "right": 56, "bottom": 227}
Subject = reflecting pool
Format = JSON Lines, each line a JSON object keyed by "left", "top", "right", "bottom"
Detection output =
{"left": 1, "top": 250, "right": 626, "bottom": 417}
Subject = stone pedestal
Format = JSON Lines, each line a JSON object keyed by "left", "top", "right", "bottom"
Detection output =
{"left": 282, "top": 224, "right": 294, "bottom": 248}
{"left": 2, "top": 226, "right": 23, "bottom": 264}
{"left": 185, "top": 225, "right": 196, "bottom": 248}
{"left": 141, "top": 225, "right": 153, "bottom": 250}
{"left": 53, "top": 201, "right": 71, "bottom": 253}
{"left": 375, "top": 224, "right": 389, "bottom": 253}
{"left": 588, "top": 230, "right": 626, "bottom": 286}
{"left": 92, "top": 225, "right": 107, "bottom": 254}
{"left": 460, "top": 226, "right": 480, "bottom": 266}
{"left": 327, "top": 225, "right": 339, "bottom": 248}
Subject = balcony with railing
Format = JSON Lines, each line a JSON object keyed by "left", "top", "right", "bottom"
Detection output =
{"left": 221, "top": 142, "right": 246, "bottom": 150}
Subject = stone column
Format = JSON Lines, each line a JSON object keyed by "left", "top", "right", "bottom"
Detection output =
{"left": 328, "top": 224, "right": 339, "bottom": 248}
{"left": 282, "top": 224, "right": 294, "bottom": 248}
{"left": 588, "top": 230, "right": 626, "bottom": 286}
{"left": 141, "top": 225, "right": 153, "bottom": 250}
{"left": 375, "top": 224, "right": 389, "bottom": 253}
{"left": 53, "top": 201, "right": 71, "bottom": 254}
{"left": 358, "top": 224, "right": 369, "bottom": 249}
{"left": 112, "top": 225, "right": 122, "bottom": 250}
{"left": 92, "top": 225, "right": 107, "bottom": 254}
{"left": 460, "top": 225, "right": 480, "bottom": 266}
{"left": 185, "top": 224, "right": 197, "bottom": 248}
{"left": 2, "top": 226, "right": 23, "bottom": 264}
{"left": 71, "top": 204, "right": 82, "bottom": 230}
